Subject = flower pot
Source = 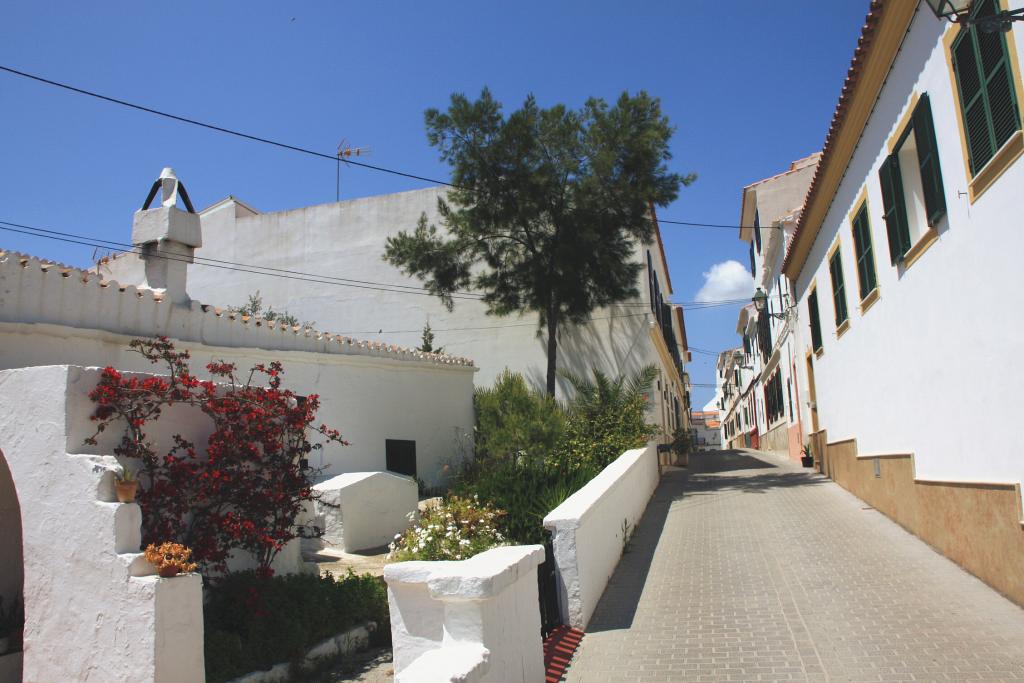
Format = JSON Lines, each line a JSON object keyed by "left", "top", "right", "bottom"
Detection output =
{"left": 115, "top": 480, "right": 139, "bottom": 503}
{"left": 157, "top": 565, "right": 180, "bottom": 578}
{"left": 801, "top": 455, "right": 814, "bottom": 468}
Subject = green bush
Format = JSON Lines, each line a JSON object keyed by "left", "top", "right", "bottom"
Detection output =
{"left": 474, "top": 370, "right": 564, "bottom": 465}
{"left": 388, "top": 495, "right": 506, "bottom": 561}
{"left": 452, "top": 366, "right": 659, "bottom": 545}
{"left": 204, "top": 570, "right": 389, "bottom": 683}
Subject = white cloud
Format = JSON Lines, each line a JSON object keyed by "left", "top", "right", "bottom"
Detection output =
{"left": 695, "top": 260, "right": 754, "bottom": 303}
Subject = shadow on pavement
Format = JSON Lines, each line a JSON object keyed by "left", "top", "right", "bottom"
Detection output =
{"left": 584, "top": 449, "right": 825, "bottom": 633}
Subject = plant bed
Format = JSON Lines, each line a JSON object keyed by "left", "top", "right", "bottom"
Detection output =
{"left": 225, "top": 622, "right": 375, "bottom": 683}
{"left": 204, "top": 570, "right": 389, "bottom": 683}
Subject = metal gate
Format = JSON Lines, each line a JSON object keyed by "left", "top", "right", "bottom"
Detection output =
{"left": 537, "top": 534, "right": 562, "bottom": 637}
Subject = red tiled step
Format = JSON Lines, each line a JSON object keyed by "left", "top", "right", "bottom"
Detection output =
{"left": 543, "top": 625, "right": 585, "bottom": 682}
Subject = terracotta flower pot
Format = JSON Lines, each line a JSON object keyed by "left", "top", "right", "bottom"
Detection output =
{"left": 157, "top": 565, "right": 180, "bottom": 578}
{"left": 115, "top": 480, "right": 139, "bottom": 503}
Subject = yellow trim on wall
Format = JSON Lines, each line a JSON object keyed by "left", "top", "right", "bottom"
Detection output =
{"left": 901, "top": 227, "right": 940, "bottom": 271}
{"left": 859, "top": 287, "right": 881, "bottom": 315}
{"left": 846, "top": 187, "right": 880, "bottom": 310}
{"left": 941, "top": 1, "right": 1024, "bottom": 203}
{"left": 887, "top": 92, "right": 921, "bottom": 153}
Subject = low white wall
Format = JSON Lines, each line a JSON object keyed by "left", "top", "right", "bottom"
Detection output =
{"left": 543, "top": 444, "right": 659, "bottom": 629}
{"left": 384, "top": 545, "right": 545, "bottom": 683}
{"left": 0, "top": 365, "right": 205, "bottom": 681}
{"left": 308, "top": 472, "right": 418, "bottom": 553}
{"left": 0, "top": 249, "right": 477, "bottom": 487}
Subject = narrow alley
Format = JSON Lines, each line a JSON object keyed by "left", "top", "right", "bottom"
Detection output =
{"left": 565, "top": 450, "right": 1024, "bottom": 682}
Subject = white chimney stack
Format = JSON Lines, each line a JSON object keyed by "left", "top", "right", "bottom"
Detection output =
{"left": 131, "top": 168, "right": 201, "bottom": 304}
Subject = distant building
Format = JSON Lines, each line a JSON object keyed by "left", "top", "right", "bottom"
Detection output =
{"left": 689, "top": 411, "right": 722, "bottom": 449}
{"left": 733, "top": 154, "right": 819, "bottom": 461}
{"left": 783, "top": 1, "right": 1024, "bottom": 606}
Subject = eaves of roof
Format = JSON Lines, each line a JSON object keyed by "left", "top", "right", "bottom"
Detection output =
{"left": 782, "top": 0, "right": 918, "bottom": 280}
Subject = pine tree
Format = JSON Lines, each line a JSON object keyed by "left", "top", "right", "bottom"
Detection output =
{"left": 384, "top": 89, "right": 693, "bottom": 395}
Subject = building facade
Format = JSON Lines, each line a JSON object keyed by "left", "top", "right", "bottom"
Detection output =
{"left": 103, "top": 185, "right": 692, "bottom": 445}
{"left": 733, "top": 154, "right": 819, "bottom": 461}
{"left": 784, "top": 0, "right": 1024, "bottom": 605}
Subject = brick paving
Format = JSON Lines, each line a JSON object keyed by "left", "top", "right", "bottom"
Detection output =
{"left": 564, "top": 449, "right": 1024, "bottom": 682}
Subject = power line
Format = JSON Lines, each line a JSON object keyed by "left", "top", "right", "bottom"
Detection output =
{"left": 0, "top": 219, "right": 752, "bottom": 311}
{"left": 0, "top": 64, "right": 782, "bottom": 232}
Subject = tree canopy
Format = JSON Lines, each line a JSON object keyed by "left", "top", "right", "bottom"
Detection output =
{"left": 384, "top": 88, "right": 693, "bottom": 395}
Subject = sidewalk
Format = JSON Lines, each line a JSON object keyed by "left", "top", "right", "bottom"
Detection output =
{"left": 564, "top": 449, "right": 1024, "bottom": 682}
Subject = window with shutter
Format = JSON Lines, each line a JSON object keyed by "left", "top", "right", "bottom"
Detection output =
{"left": 829, "top": 249, "right": 848, "bottom": 328}
{"left": 851, "top": 204, "right": 877, "bottom": 300}
{"left": 951, "top": 0, "right": 1021, "bottom": 176}
{"left": 808, "top": 289, "right": 823, "bottom": 353}
{"left": 879, "top": 154, "right": 912, "bottom": 264}
{"left": 753, "top": 209, "right": 762, "bottom": 254}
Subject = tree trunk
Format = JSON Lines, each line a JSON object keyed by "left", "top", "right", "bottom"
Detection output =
{"left": 545, "top": 310, "right": 558, "bottom": 397}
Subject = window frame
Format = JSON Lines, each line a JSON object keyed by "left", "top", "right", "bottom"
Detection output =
{"left": 943, "top": 0, "right": 1024, "bottom": 202}
{"left": 827, "top": 240, "right": 850, "bottom": 334}
{"left": 847, "top": 191, "right": 879, "bottom": 308}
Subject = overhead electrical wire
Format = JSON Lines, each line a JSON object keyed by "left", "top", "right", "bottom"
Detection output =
{"left": 0, "top": 219, "right": 751, "bottom": 311}
{"left": 0, "top": 64, "right": 783, "bottom": 232}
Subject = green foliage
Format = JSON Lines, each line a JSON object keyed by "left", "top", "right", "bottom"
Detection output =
{"left": 204, "top": 571, "right": 388, "bottom": 683}
{"left": 229, "top": 291, "right": 314, "bottom": 329}
{"left": 384, "top": 88, "right": 693, "bottom": 394}
{"left": 418, "top": 322, "right": 444, "bottom": 355}
{"left": 554, "top": 365, "right": 660, "bottom": 473}
{"left": 670, "top": 426, "right": 694, "bottom": 457}
{"left": 453, "top": 366, "right": 659, "bottom": 544}
{"left": 473, "top": 370, "right": 564, "bottom": 465}
{"left": 388, "top": 496, "right": 506, "bottom": 561}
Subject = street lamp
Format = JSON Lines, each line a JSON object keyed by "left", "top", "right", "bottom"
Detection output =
{"left": 752, "top": 287, "right": 791, "bottom": 321}
{"left": 925, "top": 0, "right": 1024, "bottom": 32}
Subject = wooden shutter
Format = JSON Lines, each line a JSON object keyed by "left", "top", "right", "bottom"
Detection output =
{"left": 808, "top": 290, "right": 823, "bottom": 352}
{"left": 912, "top": 95, "right": 947, "bottom": 226}
{"left": 878, "top": 155, "right": 911, "bottom": 264}
{"left": 852, "top": 206, "right": 876, "bottom": 299}
{"left": 829, "top": 250, "right": 848, "bottom": 326}
{"left": 952, "top": 0, "right": 1022, "bottom": 175}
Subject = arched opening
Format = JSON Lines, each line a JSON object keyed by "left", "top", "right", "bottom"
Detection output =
{"left": 0, "top": 447, "right": 24, "bottom": 678}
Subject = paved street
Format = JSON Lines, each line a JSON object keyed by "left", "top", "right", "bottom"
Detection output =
{"left": 564, "top": 449, "right": 1024, "bottom": 682}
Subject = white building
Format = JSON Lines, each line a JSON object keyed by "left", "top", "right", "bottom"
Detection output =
{"left": 783, "top": 0, "right": 1024, "bottom": 606}
{"left": 102, "top": 184, "right": 692, "bottom": 445}
{"left": 689, "top": 411, "right": 722, "bottom": 449}
{"left": 729, "top": 154, "right": 819, "bottom": 461}
{"left": 1, "top": 173, "right": 477, "bottom": 489}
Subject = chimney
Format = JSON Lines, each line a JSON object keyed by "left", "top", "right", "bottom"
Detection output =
{"left": 131, "top": 168, "right": 201, "bottom": 304}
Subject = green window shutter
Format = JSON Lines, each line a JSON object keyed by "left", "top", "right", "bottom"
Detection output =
{"left": 952, "top": 0, "right": 1022, "bottom": 175}
{"left": 808, "top": 290, "right": 823, "bottom": 352}
{"left": 829, "top": 250, "right": 848, "bottom": 326}
{"left": 878, "top": 155, "right": 911, "bottom": 264}
{"left": 852, "top": 206, "right": 877, "bottom": 300}
{"left": 912, "top": 95, "right": 947, "bottom": 226}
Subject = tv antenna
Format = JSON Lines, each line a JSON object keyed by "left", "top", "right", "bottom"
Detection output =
{"left": 336, "top": 139, "right": 370, "bottom": 202}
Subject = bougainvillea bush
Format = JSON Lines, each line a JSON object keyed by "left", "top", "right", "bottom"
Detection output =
{"left": 387, "top": 495, "right": 506, "bottom": 562}
{"left": 86, "top": 337, "right": 347, "bottom": 577}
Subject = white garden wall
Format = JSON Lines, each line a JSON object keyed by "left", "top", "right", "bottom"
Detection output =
{"left": 0, "top": 249, "right": 476, "bottom": 487}
{"left": 384, "top": 545, "right": 545, "bottom": 683}
{"left": 0, "top": 365, "right": 204, "bottom": 682}
{"left": 543, "top": 444, "right": 660, "bottom": 629}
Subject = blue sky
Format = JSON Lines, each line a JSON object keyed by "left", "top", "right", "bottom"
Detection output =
{"left": 0, "top": 1, "right": 869, "bottom": 408}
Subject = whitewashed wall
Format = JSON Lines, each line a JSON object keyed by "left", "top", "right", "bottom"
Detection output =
{"left": 384, "top": 545, "right": 545, "bottom": 683}
{"left": 543, "top": 444, "right": 660, "bottom": 629}
{"left": 0, "top": 365, "right": 204, "bottom": 682}
{"left": 102, "top": 188, "right": 687, "bottom": 436}
{"left": 0, "top": 252, "right": 476, "bottom": 487}
{"left": 791, "top": 7, "right": 1024, "bottom": 491}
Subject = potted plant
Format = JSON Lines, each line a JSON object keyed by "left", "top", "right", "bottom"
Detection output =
{"left": 144, "top": 542, "right": 199, "bottom": 578}
{"left": 114, "top": 465, "right": 139, "bottom": 503}
{"left": 801, "top": 442, "right": 815, "bottom": 468}
{"left": 0, "top": 595, "right": 23, "bottom": 656}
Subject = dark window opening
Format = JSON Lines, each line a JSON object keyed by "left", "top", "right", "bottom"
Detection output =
{"left": 385, "top": 439, "right": 417, "bottom": 478}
